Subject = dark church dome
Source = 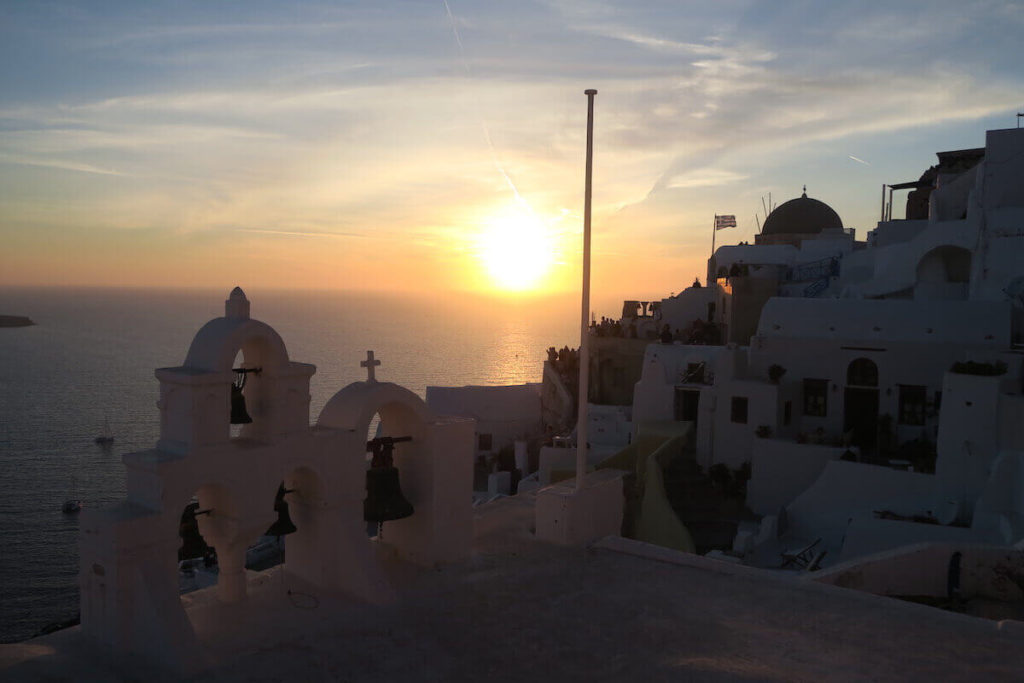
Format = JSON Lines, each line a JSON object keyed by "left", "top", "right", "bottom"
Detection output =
{"left": 762, "top": 191, "right": 843, "bottom": 236}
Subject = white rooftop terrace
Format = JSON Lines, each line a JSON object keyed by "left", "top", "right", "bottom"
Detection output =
{"left": 2, "top": 494, "right": 1022, "bottom": 681}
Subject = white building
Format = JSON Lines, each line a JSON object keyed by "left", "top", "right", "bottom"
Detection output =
{"left": 425, "top": 383, "right": 542, "bottom": 462}
{"left": 631, "top": 127, "right": 1024, "bottom": 565}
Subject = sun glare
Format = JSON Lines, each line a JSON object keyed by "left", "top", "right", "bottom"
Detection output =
{"left": 476, "top": 209, "right": 555, "bottom": 292}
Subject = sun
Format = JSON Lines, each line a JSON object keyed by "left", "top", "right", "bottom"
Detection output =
{"left": 476, "top": 208, "right": 555, "bottom": 292}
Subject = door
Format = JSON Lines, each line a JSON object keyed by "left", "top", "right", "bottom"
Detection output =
{"left": 843, "top": 387, "right": 879, "bottom": 449}
{"left": 674, "top": 388, "right": 700, "bottom": 422}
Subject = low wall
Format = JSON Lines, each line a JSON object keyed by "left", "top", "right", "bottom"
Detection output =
{"left": 811, "top": 542, "right": 1024, "bottom": 602}
{"left": 634, "top": 433, "right": 696, "bottom": 553}
{"left": 840, "top": 517, "right": 981, "bottom": 562}
{"left": 747, "top": 438, "right": 845, "bottom": 516}
{"left": 786, "top": 460, "right": 937, "bottom": 551}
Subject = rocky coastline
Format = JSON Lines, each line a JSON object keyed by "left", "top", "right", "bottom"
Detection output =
{"left": 0, "top": 315, "right": 35, "bottom": 327}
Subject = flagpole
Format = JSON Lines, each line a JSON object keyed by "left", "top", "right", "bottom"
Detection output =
{"left": 576, "top": 88, "right": 596, "bottom": 491}
{"left": 711, "top": 214, "right": 717, "bottom": 259}
{"left": 710, "top": 215, "right": 717, "bottom": 283}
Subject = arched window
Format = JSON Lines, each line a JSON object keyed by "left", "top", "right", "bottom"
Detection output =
{"left": 847, "top": 358, "right": 878, "bottom": 387}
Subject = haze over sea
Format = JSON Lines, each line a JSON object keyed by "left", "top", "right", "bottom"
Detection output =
{"left": 0, "top": 286, "right": 604, "bottom": 643}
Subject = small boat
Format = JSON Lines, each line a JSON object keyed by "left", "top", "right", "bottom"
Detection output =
{"left": 94, "top": 417, "right": 114, "bottom": 446}
{"left": 62, "top": 499, "right": 82, "bottom": 514}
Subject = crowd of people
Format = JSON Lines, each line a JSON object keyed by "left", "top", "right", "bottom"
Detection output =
{"left": 590, "top": 316, "right": 639, "bottom": 338}
{"left": 547, "top": 345, "right": 579, "bottom": 377}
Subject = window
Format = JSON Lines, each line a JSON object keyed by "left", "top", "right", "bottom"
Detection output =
{"left": 685, "top": 362, "right": 705, "bottom": 384}
{"left": 478, "top": 433, "right": 493, "bottom": 451}
{"left": 899, "top": 385, "right": 927, "bottom": 426}
{"left": 730, "top": 396, "right": 748, "bottom": 424}
{"left": 803, "top": 379, "right": 828, "bottom": 417}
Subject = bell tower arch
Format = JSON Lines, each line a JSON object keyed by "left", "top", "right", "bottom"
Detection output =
{"left": 157, "top": 288, "right": 315, "bottom": 452}
{"left": 318, "top": 359, "right": 475, "bottom": 566}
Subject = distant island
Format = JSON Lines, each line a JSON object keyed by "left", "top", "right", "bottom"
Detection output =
{"left": 0, "top": 315, "right": 35, "bottom": 327}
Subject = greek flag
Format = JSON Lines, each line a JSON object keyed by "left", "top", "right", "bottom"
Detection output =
{"left": 715, "top": 215, "right": 736, "bottom": 230}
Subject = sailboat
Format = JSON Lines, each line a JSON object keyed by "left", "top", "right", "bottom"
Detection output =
{"left": 94, "top": 417, "right": 114, "bottom": 446}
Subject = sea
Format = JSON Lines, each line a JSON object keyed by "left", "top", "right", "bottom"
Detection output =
{"left": 0, "top": 286, "right": 598, "bottom": 643}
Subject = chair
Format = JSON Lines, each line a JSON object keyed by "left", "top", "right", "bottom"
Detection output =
{"left": 780, "top": 537, "right": 821, "bottom": 568}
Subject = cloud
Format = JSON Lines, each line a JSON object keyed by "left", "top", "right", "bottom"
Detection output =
{"left": 232, "top": 228, "right": 365, "bottom": 239}
{"left": 0, "top": 153, "right": 124, "bottom": 176}
{"left": 2, "top": 0, "right": 1024, "bottom": 294}
{"left": 664, "top": 169, "right": 748, "bottom": 189}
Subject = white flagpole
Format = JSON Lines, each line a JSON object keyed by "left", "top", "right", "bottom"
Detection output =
{"left": 576, "top": 89, "right": 596, "bottom": 490}
{"left": 710, "top": 215, "right": 718, "bottom": 283}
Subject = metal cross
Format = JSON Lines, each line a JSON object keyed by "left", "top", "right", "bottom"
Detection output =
{"left": 361, "top": 350, "right": 381, "bottom": 383}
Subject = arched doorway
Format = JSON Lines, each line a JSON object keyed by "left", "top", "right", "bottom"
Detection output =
{"left": 844, "top": 358, "right": 879, "bottom": 450}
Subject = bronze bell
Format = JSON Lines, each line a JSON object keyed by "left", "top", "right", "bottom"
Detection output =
{"left": 364, "top": 466, "right": 414, "bottom": 522}
{"left": 178, "top": 502, "right": 213, "bottom": 561}
{"left": 230, "top": 369, "right": 254, "bottom": 424}
{"left": 364, "top": 436, "right": 414, "bottom": 523}
{"left": 265, "top": 484, "right": 297, "bottom": 537}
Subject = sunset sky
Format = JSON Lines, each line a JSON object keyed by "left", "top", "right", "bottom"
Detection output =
{"left": 2, "top": 1, "right": 1023, "bottom": 305}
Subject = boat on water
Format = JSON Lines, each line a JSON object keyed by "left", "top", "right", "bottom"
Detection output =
{"left": 94, "top": 417, "right": 114, "bottom": 446}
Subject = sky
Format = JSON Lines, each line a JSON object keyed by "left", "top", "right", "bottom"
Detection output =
{"left": 2, "top": 0, "right": 1023, "bottom": 307}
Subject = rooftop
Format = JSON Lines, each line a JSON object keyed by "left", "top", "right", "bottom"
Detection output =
{"left": 2, "top": 495, "right": 1021, "bottom": 681}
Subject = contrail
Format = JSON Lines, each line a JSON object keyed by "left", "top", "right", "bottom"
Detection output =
{"left": 442, "top": 0, "right": 530, "bottom": 210}
{"left": 848, "top": 155, "right": 871, "bottom": 166}
{"left": 442, "top": 0, "right": 469, "bottom": 76}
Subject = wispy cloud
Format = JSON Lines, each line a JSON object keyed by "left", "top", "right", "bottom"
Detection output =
{"left": 232, "top": 228, "right": 364, "bottom": 239}
{"left": 665, "top": 169, "right": 748, "bottom": 189}
{"left": 0, "top": 153, "right": 124, "bottom": 176}
{"left": 1, "top": 1, "right": 1022, "bottom": 294}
